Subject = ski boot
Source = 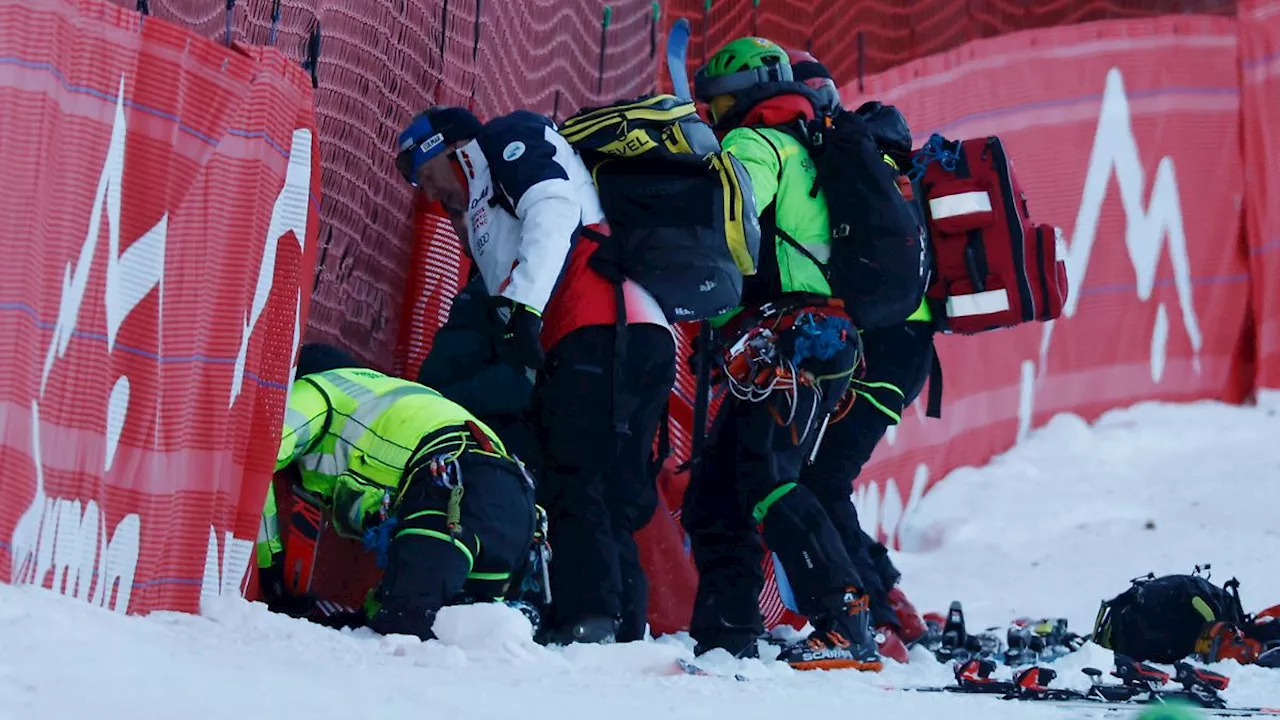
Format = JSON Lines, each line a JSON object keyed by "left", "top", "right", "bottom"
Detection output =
{"left": 875, "top": 624, "right": 911, "bottom": 664}
{"left": 776, "top": 588, "right": 883, "bottom": 672}
{"left": 541, "top": 615, "right": 619, "bottom": 645}
{"left": 693, "top": 629, "right": 762, "bottom": 659}
{"left": 887, "top": 587, "right": 929, "bottom": 646}
{"left": 1004, "top": 624, "right": 1039, "bottom": 667}
{"left": 934, "top": 601, "right": 977, "bottom": 664}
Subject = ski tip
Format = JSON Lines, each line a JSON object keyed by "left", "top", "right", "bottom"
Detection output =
{"left": 673, "top": 17, "right": 691, "bottom": 30}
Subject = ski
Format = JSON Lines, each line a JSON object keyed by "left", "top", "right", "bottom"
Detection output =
{"left": 675, "top": 657, "right": 749, "bottom": 682}
{"left": 1003, "top": 697, "right": 1280, "bottom": 717}
{"left": 884, "top": 656, "right": 1279, "bottom": 717}
{"left": 665, "top": 17, "right": 692, "bottom": 101}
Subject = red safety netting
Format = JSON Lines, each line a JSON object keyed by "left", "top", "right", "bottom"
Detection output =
{"left": 101, "top": 0, "right": 662, "bottom": 367}
{"left": 95, "top": 0, "right": 1235, "bottom": 369}
{"left": 1240, "top": 0, "right": 1280, "bottom": 393}
{"left": 657, "top": 0, "right": 1237, "bottom": 94}
{"left": 62, "top": 0, "right": 1267, "bottom": 632}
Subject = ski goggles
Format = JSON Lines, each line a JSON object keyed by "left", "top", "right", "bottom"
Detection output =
{"left": 395, "top": 114, "right": 449, "bottom": 186}
{"left": 692, "top": 61, "right": 794, "bottom": 103}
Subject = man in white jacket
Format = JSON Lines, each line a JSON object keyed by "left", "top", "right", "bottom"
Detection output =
{"left": 396, "top": 106, "right": 677, "bottom": 645}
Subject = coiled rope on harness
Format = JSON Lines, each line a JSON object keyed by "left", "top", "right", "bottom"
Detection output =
{"left": 716, "top": 304, "right": 861, "bottom": 430}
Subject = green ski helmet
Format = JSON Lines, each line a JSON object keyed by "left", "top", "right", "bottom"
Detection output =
{"left": 694, "top": 36, "right": 794, "bottom": 104}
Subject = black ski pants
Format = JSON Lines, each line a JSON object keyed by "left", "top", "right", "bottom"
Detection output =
{"left": 533, "top": 324, "right": 677, "bottom": 642}
{"left": 682, "top": 339, "right": 863, "bottom": 651}
{"left": 369, "top": 446, "right": 536, "bottom": 640}
{"left": 802, "top": 321, "right": 935, "bottom": 627}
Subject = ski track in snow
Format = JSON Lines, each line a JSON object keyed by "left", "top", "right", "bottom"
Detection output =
{"left": 2, "top": 401, "right": 1279, "bottom": 719}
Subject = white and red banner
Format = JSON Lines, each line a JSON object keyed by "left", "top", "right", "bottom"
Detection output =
{"left": 0, "top": 0, "right": 320, "bottom": 615}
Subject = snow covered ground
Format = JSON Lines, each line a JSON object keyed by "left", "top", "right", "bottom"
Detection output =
{"left": 2, "top": 401, "right": 1279, "bottom": 719}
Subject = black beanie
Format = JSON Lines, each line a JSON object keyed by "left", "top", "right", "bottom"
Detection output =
{"left": 407, "top": 106, "right": 482, "bottom": 146}
{"left": 791, "top": 59, "right": 833, "bottom": 84}
{"left": 295, "top": 343, "right": 363, "bottom": 378}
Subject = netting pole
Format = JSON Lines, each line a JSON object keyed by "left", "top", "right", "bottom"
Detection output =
{"left": 751, "top": 0, "right": 759, "bottom": 37}
{"left": 224, "top": 0, "right": 235, "bottom": 47}
{"left": 136, "top": 0, "right": 149, "bottom": 16}
{"left": 856, "top": 30, "right": 864, "bottom": 94}
{"left": 701, "top": 0, "right": 711, "bottom": 64}
{"left": 650, "top": 2, "right": 660, "bottom": 93}
{"left": 302, "top": 23, "right": 322, "bottom": 89}
{"left": 649, "top": 1, "right": 659, "bottom": 58}
{"left": 598, "top": 6, "right": 613, "bottom": 95}
{"left": 553, "top": 89, "right": 562, "bottom": 124}
{"left": 269, "top": 0, "right": 281, "bottom": 45}
{"left": 469, "top": 0, "right": 482, "bottom": 109}
{"left": 435, "top": 0, "right": 449, "bottom": 104}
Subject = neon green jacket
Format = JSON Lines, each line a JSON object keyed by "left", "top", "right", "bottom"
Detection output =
{"left": 256, "top": 368, "right": 509, "bottom": 569}
{"left": 723, "top": 126, "right": 834, "bottom": 300}
{"left": 720, "top": 120, "right": 933, "bottom": 422}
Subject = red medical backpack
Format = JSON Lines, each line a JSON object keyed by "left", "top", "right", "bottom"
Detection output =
{"left": 913, "top": 134, "right": 1068, "bottom": 335}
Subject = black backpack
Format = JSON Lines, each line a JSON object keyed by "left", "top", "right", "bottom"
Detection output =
{"left": 1093, "top": 573, "right": 1247, "bottom": 664}
{"left": 779, "top": 107, "right": 929, "bottom": 330}
{"left": 559, "top": 95, "right": 761, "bottom": 323}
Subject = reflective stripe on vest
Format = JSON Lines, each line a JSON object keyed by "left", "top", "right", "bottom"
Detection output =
{"left": 297, "top": 373, "right": 444, "bottom": 479}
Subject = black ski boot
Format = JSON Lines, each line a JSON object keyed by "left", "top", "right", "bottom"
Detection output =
{"left": 542, "top": 615, "right": 619, "bottom": 645}
{"left": 693, "top": 630, "right": 761, "bottom": 659}
{"left": 776, "top": 588, "right": 883, "bottom": 672}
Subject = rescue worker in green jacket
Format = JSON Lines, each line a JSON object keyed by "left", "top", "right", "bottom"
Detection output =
{"left": 256, "top": 366, "right": 536, "bottom": 640}
{"left": 681, "top": 36, "right": 886, "bottom": 671}
{"left": 786, "top": 52, "right": 939, "bottom": 663}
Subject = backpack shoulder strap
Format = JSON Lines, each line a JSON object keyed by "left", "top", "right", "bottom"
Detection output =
{"left": 746, "top": 127, "right": 785, "bottom": 186}
{"left": 746, "top": 127, "right": 830, "bottom": 280}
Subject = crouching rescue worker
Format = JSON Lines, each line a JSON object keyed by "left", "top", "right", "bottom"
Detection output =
{"left": 259, "top": 366, "right": 536, "bottom": 640}
{"left": 681, "top": 37, "right": 891, "bottom": 672}
{"left": 395, "top": 106, "right": 676, "bottom": 645}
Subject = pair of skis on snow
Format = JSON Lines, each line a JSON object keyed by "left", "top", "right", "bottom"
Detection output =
{"left": 907, "top": 653, "right": 1279, "bottom": 717}
{"left": 926, "top": 601, "right": 1277, "bottom": 715}
{"left": 675, "top": 638, "right": 1278, "bottom": 717}
{"left": 673, "top": 599, "right": 1276, "bottom": 716}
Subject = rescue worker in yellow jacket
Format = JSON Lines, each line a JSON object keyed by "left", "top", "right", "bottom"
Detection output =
{"left": 257, "top": 366, "right": 536, "bottom": 640}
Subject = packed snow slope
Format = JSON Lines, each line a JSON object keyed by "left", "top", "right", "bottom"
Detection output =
{"left": 3, "top": 401, "right": 1279, "bottom": 719}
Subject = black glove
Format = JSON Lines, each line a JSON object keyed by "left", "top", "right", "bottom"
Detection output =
{"left": 495, "top": 300, "right": 545, "bottom": 372}
{"left": 258, "top": 555, "right": 319, "bottom": 618}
